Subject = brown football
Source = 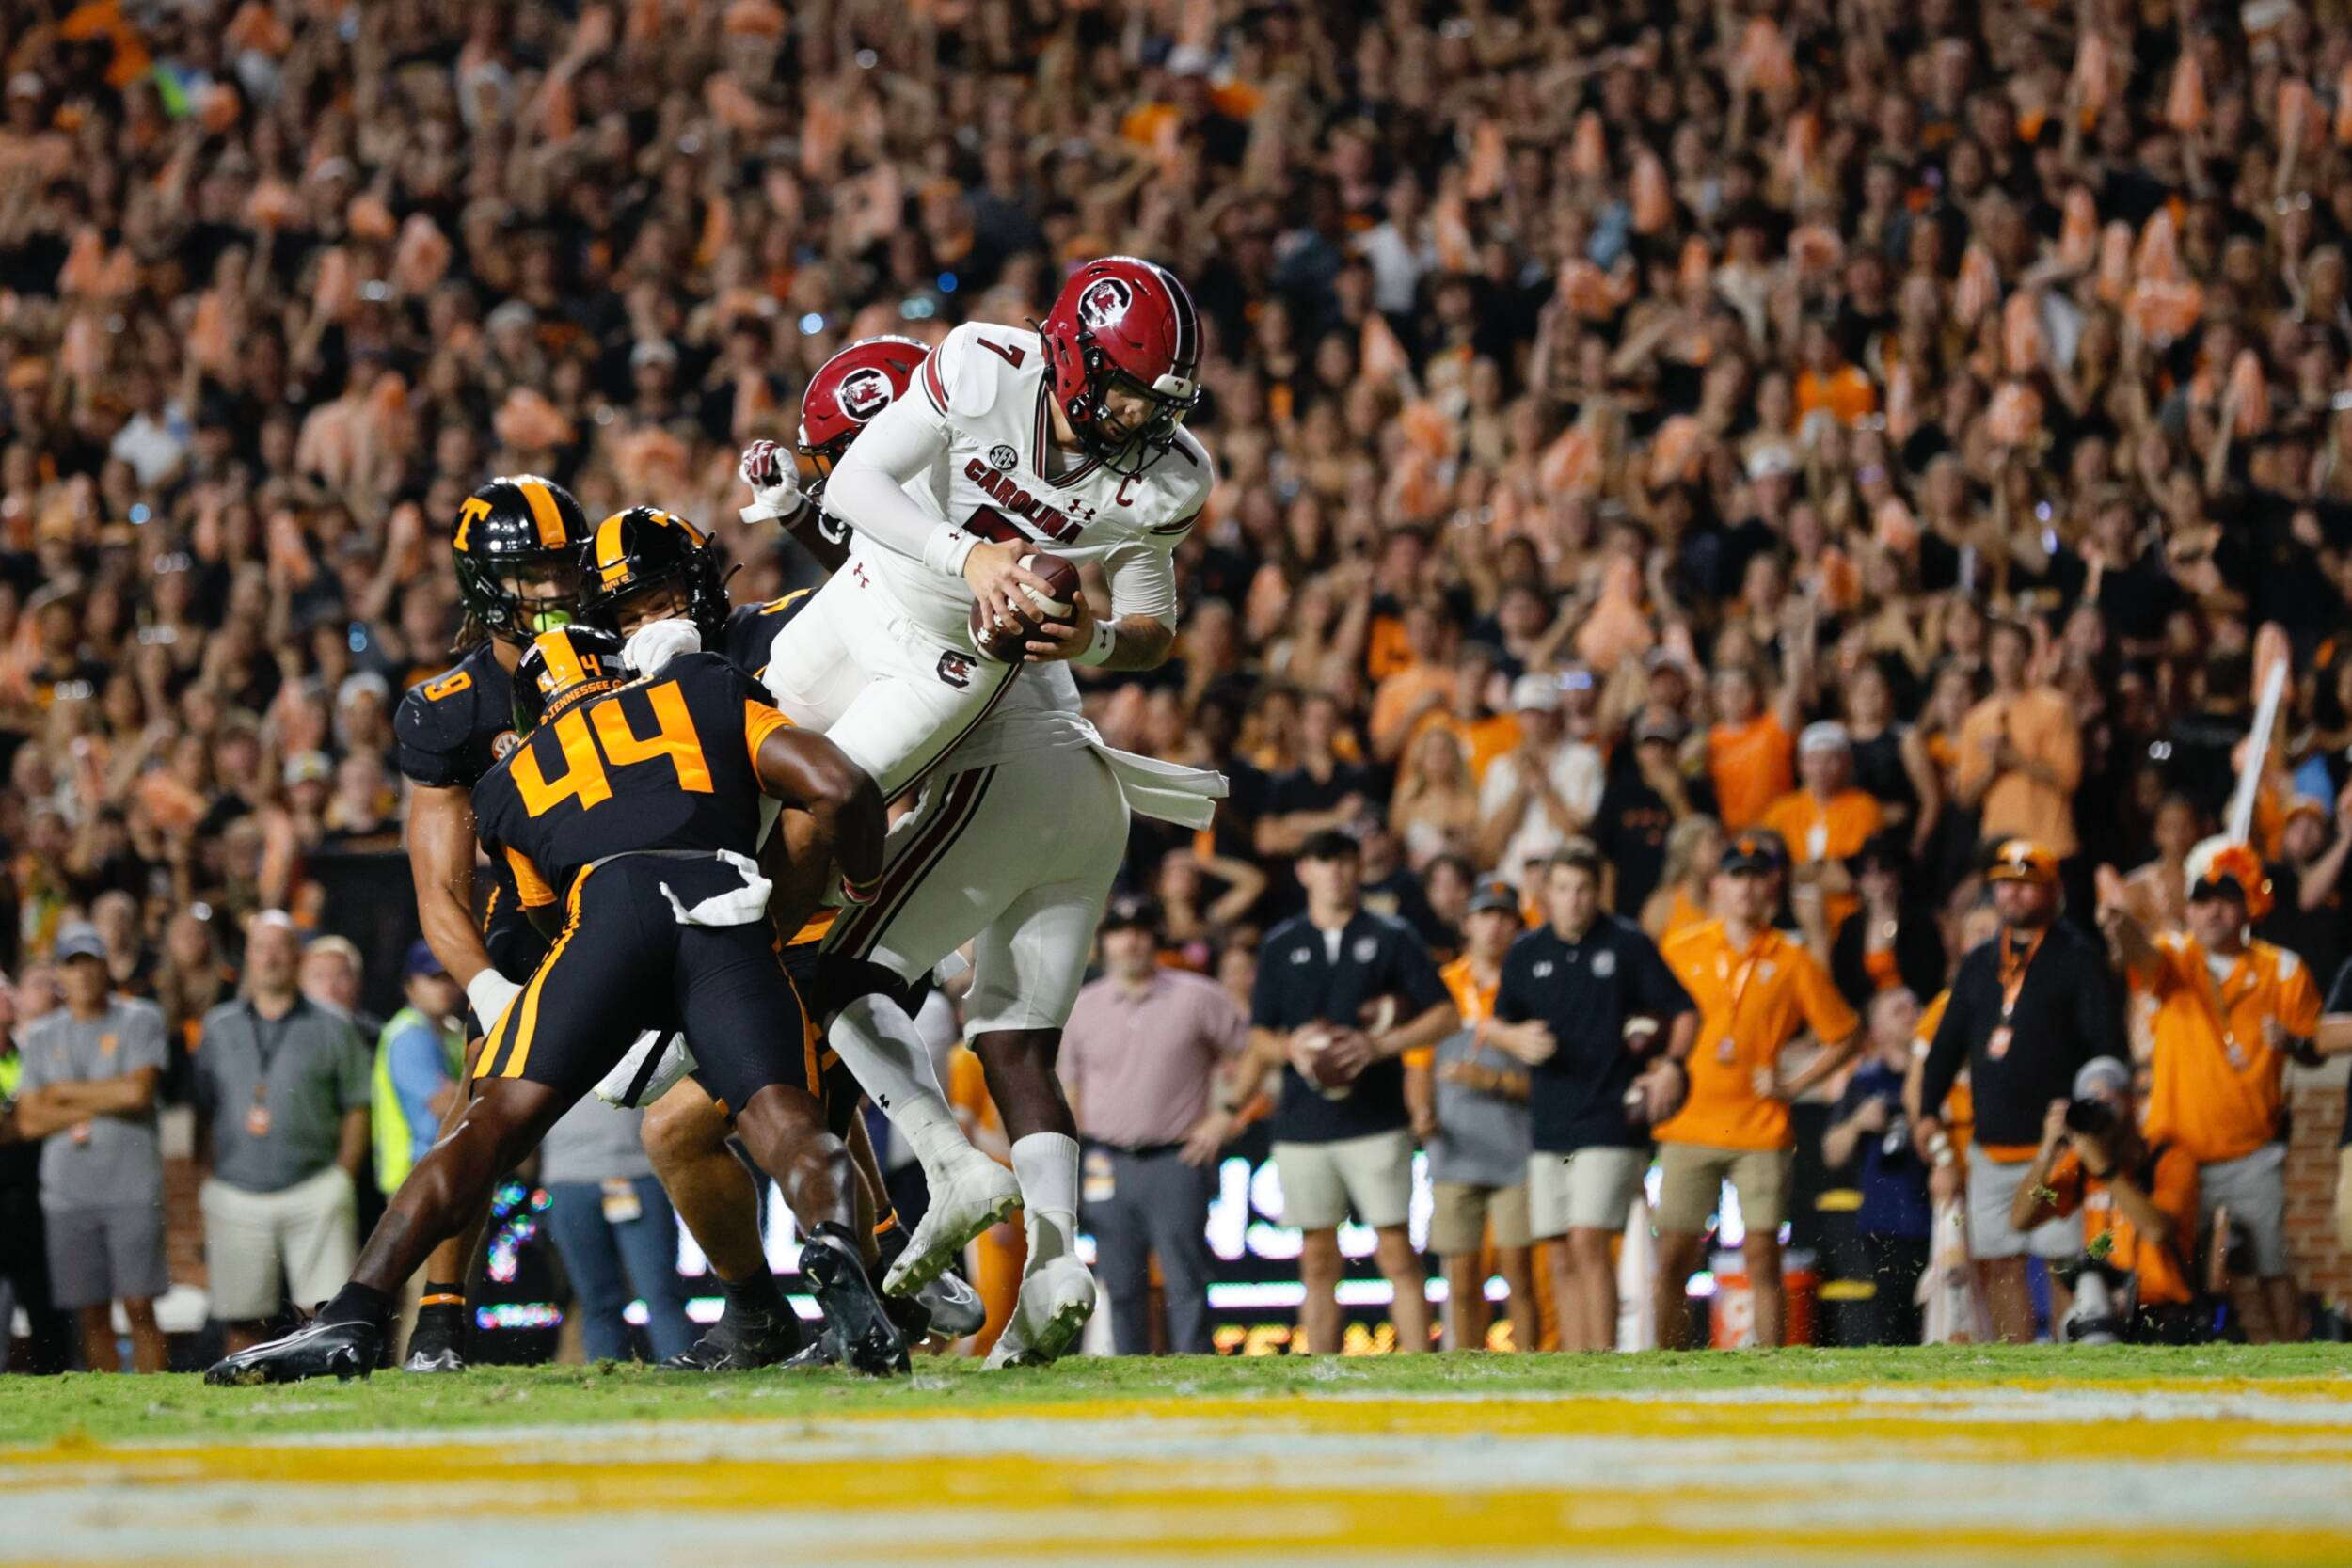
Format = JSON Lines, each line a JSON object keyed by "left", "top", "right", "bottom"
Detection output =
{"left": 967, "top": 551, "right": 1083, "bottom": 662}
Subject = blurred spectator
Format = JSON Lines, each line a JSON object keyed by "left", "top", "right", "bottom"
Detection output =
{"left": 1955, "top": 623, "right": 2082, "bottom": 873}
{"left": 2261, "top": 793, "right": 2352, "bottom": 990}
{"left": 1589, "top": 715, "right": 1709, "bottom": 921}
{"left": 2105, "top": 844, "right": 2318, "bottom": 1342}
{"left": 1239, "top": 831, "right": 1456, "bottom": 1354}
{"left": 539, "top": 1097, "right": 694, "bottom": 1366}
{"left": 1823, "top": 989, "right": 1932, "bottom": 1347}
{"left": 9, "top": 924, "right": 168, "bottom": 1371}
{"left": 1641, "top": 816, "right": 1724, "bottom": 943}
{"left": 1919, "top": 843, "right": 2123, "bottom": 1343}
{"left": 2010, "top": 1058, "right": 2203, "bottom": 1345}
{"left": 1477, "top": 673, "right": 1604, "bottom": 879}
{"left": 298, "top": 933, "right": 379, "bottom": 1038}
{"left": 371, "top": 941, "right": 464, "bottom": 1362}
{"left": 1419, "top": 877, "right": 1535, "bottom": 1354}
{"left": 1763, "top": 721, "right": 1883, "bottom": 934}
{"left": 1496, "top": 847, "right": 1694, "bottom": 1354}
{"left": 1654, "top": 832, "right": 1860, "bottom": 1350}
{"left": 0, "top": 968, "right": 73, "bottom": 1372}
{"left": 1064, "top": 895, "right": 1247, "bottom": 1357}
{"left": 1829, "top": 832, "right": 1947, "bottom": 1011}
{"left": 192, "top": 913, "right": 370, "bottom": 1352}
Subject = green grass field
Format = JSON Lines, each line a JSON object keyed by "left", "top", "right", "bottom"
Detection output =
{"left": 2, "top": 1341, "right": 2343, "bottom": 1446}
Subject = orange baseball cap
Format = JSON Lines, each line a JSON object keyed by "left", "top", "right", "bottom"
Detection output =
{"left": 1985, "top": 839, "right": 2059, "bottom": 886}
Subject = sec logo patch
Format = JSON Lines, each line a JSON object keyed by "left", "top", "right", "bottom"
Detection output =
{"left": 989, "top": 443, "right": 1018, "bottom": 471}
{"left": 492, "top": 730, "right": 521, "bottom": 761}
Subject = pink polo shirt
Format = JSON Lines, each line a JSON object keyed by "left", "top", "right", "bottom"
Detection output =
{"left": 1059, "top": 968, "right": 1249, "bottom": 1149}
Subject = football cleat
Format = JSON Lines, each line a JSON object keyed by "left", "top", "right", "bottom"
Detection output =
{"left": 660, "top": 1305, "right": 806, "bottom": 1372}
{"left": 401, "top": 1302, "right": 468, "bottom": 1373}
{"left": 205, "top": 1317, "right": 382, "bottom": 1386}
{"left": 884, "top": 1153, "right": 1020, "bottom": 1297}
{"left": 983, "top": 1256, "right": 1096, "bottom": 1370}
{"left": 916, "top": 1268, "right": 988, "bottom": 1340}
{"left": 800, "top": 1230, "right": 910, "bottom": 1376}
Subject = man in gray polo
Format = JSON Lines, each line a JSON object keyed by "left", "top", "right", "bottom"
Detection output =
{"left": 192, "top": 912, "right": 372, "bottom": 1351}
{"left": 10, "top": 923, "right": 172, "bottom": 1372}
{"left": 1062, "top": 895, "right": 1248, "bottom": 1355}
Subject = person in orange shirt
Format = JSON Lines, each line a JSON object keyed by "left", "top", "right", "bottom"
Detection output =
{"left": 1367, "top": 597, "right": 1459, "bottom": 765}
{"left": 1761, "top": 722, "right": 1884, "bottom": 934}
{"left": 1954, "top": 618, "right": 2081, "bottom": 859}
{"left": 1706, "top": 664, "right": 1798, "bottom": 833}
{"left": 1641, "top": 815, "right": 1724, "bottom": 943}
{"left": 2007, "top": 1057, "right": 2203, "bottom": 1341}
{"left": 2099, "top": 841, "right": 2320, "bottom": 1341}
{"left": 1654, "top": 832, "right": 1862, "bottom": 1349}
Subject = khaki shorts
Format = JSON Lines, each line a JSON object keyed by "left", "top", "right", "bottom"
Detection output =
{"left": 1274, "top": 1130, "right": 1414, "bottom": 1231}
{"left": 2200, "top": 1144, "right": 2288, "bottom": 1278}
{"left": 199, "top": 1165, "right": 358, "bottom": 1323}
{"left": 1655, "top": 1142, "right": 1790, "bottom": 1236}
{"left": 1429, "top": 1180, "right": 1531, "bottom": 1256}
{"left": 1966, "top": 1149, "right": 2083, "bottom": 1261}
{"left": 1527, "top": 1146, "right": 1649, "bottom": 1239}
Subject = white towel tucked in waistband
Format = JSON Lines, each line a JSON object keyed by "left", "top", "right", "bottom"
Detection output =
{"left": 1092, "top": 744, "right": 1227, "bottom": 829}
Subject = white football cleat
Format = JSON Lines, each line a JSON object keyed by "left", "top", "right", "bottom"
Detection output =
{"left": 983, "top": 1255, "right": 1096, "bottom": 1370}
{"left": 884, "top": 1153, "right": 1020, "bottom": 1297}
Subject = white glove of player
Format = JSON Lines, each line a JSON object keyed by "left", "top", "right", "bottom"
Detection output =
{"left": 624, "top": 616, "right": 704, "bottom": 676}
{"left": 738, "top": 439, "right": 803, "bottom": 525}
{"left": 465, "top": 968, "right": 523, "bottom": 1036}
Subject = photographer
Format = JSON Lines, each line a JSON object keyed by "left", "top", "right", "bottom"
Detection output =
{"left": 2007, "top": 1058, "right": 2203, "bottom": 1344}
{"left": 1823, "top": 990, "right": 1932, "bottom": 1345}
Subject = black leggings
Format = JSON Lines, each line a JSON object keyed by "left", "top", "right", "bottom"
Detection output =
{"left": 1864, "top": 1232, "right": 1930, "bottom": 1346}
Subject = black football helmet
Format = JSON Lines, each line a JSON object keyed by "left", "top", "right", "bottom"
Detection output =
{"left": 512, "top": 626, "right": 630, "bottom": 735}
{"left": 453, "top": 474, "right": 592, "bottom": 641}
{"left": 576, "top": 505, "right": 730, "bottom": 645}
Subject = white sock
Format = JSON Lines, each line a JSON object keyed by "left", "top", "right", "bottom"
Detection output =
{"left": 1010, "top": 1132, "right": 1080, "bottom": 1266}
{"left": 829, "top": 995, "right": 968, "bottom": 1173}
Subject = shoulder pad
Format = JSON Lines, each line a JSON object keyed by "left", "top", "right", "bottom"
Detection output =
{"left": 930, "top": 322, "right": 1036, "bottom": 420}
{"left": 722, "top": 591, "right": 813, "bottom": 673}
{"left": 394, "top": 646, "right": 512, "bottom": 788}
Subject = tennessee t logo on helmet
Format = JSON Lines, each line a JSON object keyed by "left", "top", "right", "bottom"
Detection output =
{"left": 453, "top": 474, "right": 593, "bottom": 643}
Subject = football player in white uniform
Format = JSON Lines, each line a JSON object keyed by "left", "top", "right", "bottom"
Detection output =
{"left": 633, "top": 261, "right": 1222, "bottom": 1364}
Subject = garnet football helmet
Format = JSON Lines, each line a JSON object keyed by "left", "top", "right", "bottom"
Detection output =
{"left": 1039, "top": 256, "right": 1201, "bottom": 476}
{"left": 577, "top": 505, "right": 731, "bottom": 646}
{"left": 797, "top": 335, "right": 929, "bottom": 498}
{"left": 453, "top": 474, "right": 592, "bottom": 641}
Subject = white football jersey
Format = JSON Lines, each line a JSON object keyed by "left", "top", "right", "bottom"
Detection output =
{"left": 832, "top": 321, "right": 1214, "bottom": 770}
{"left": 839, "top": 320, "right": 1214, "bottom": 646}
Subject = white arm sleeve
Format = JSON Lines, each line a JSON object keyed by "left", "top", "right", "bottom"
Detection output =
{"left": 821, "top": 378, "right": 970, "bottom": 575}
{"left": 1104, "top": 533, "right": 1181, "bottom": 624}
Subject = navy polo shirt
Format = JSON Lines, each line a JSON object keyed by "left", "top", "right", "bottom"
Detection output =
{"left": 1251, "top": 909, "right": 1451, "bottom": 1145}
{"left": 1493, "top": 914, "right": 1694, "bottom": 1154}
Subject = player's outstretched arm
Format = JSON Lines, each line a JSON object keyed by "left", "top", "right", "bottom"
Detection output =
{"left": 753, "top": 725, "right": 885, "bottom": 906}
{"left": 408, "top": 783, "right": 500, "bottom": 989}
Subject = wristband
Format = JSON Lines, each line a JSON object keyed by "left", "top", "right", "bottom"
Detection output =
{"left": 1073, "top": 619, "right": 1117, "bottom": 667}
{"left": 839, "top": 870, "right": 882, "bottom": 907}
{"left": 923, "top": 526, "right": 979, "bottom": 578}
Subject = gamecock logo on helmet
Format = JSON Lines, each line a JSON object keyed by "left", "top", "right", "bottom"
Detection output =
{"left": 837, "top": 367, "right": 896, "bottom": 422}
{"left": 1078, "top": 277, "right": 1134, "bottom": 331}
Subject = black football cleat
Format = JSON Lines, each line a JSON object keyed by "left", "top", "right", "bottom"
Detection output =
{"left": 800, "top": 1231, "right": 909, "bottom": 1376}
{"left": 402, "top": 1304, "right": 469, "bottom": 1373}
{"left": 916, "top": 1267, "right": 987, "bottom": 1339}
{"left": 660, "top": 1305, "right": 806, "bottom": 1371}
{"left": 205, "top": 1318, "right": 382, "bottom": 1386}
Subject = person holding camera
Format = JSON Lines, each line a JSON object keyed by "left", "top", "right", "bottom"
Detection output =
{"left": 2099, "top": 842, "right": 2320, "bottom": 1341}
{"left": 1915, "top": 841, "right": 2125, "bottom": 1342}
{"left": 1823, "top": 988, "right": 1933, "bottom": 1345}
{"left": 2006, "top": 1057, "right": 2203, "bottom": 1344}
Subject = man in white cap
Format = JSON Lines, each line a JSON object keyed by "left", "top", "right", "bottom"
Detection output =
{"left": 1478, "top": 671, "right": 1604, "bottom": 880}
{"left": 1763, "top": 720, "right": 1884, "bottom": 935}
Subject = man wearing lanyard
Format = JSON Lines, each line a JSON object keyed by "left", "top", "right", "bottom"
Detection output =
{"left": 2100, "top": 841, "right": 2320, "bottom": 1342}
{"left": 1490, "top": 846, "right": 1697, "bottom": 1352}
{"left": 1653, "top": 831, "right": 1860, "bottom": 1349}
{"left": 192, "top": 912, "right": 372, "bottom": 1353}
{"left": 1915, "top": 840, "right": 2122, "bottom": 1342}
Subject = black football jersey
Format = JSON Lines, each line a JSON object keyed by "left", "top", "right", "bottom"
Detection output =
{"left": 393, "top": 641, "right": 545, "bottom": 981}
{"left": 718, "top": 589, "right": 815, "bottom": 681}
{"left": 471, "top": 652, "right": 788, "bottom": 909}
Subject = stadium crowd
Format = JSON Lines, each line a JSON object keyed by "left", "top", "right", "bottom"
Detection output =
{"left": 8, "top": 0, "right": 2352, "bottom": 1366}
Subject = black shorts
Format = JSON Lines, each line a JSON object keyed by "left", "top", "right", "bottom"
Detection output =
{"left": 474, "top": 855, "right": 818, "bottom": 1117}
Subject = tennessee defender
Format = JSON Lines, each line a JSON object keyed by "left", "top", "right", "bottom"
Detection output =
{"left": 207, "top": 628, "right": 894, "bottom": 1384}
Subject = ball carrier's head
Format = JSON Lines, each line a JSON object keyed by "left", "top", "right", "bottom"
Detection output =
{"left": 1038, "top": 256, "right": 1201, "bottom": 477}
{"left": 453, "top": 474, "right": 593, "bottom": 647}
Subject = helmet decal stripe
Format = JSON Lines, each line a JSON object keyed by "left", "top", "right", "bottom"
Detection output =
{"left": 537, "top": 630, "right": 587, "bottom": 690}
{"left": 518, "top": 479, "right": 568, "bottom": 548}
{"left": 594, "top": 513, "right": 630, "bottom": 589}
{"left": 1157, "top": 261, "right": 1198, "bottom": 374}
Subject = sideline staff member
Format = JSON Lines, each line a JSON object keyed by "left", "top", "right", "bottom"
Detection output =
{"left": 1915, "top": 840, "right": 2122, "bottom": 1342}
{"left": 1489, "top": 844, "right": 1696, "bottom": 1352}
{"left": 1654, "top": 831, "right": 1861, "bottom": 1349}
